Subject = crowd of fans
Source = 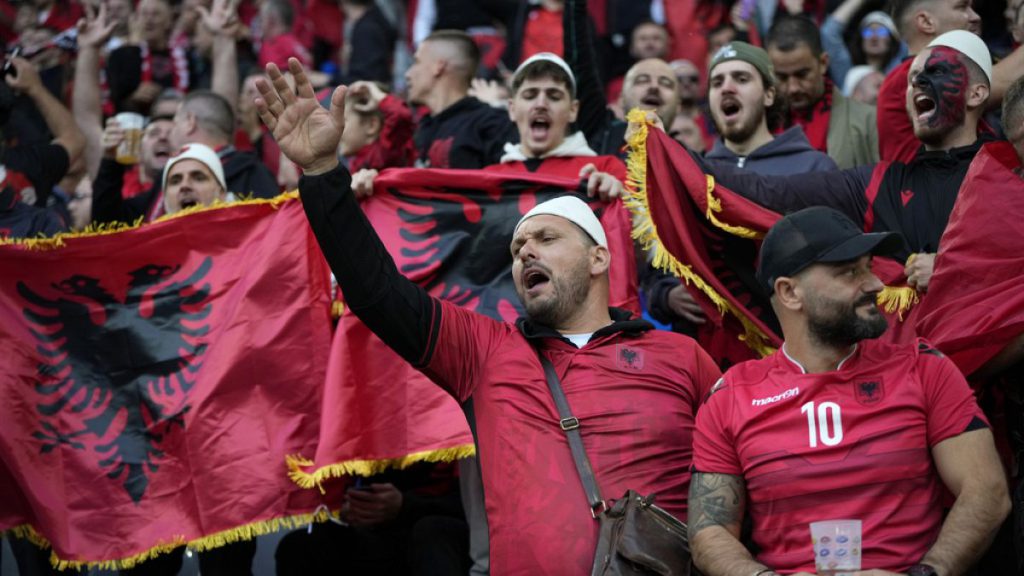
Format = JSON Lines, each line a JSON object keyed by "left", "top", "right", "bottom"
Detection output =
{"left": 4, "top": 0, "right": 1024, "bottom": 574}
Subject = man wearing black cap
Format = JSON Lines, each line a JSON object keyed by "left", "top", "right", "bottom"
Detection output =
{"left": 687, "top": 207, "right": 1009, "bottom": 576}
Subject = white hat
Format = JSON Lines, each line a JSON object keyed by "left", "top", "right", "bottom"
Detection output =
{"left": 860, "top": 11, "right": 899, "bottom": 40}
{"left": 928, "top": 30, "right": 993, "bottom": 84}
{"left": 843, "top": 65, "right": 877, "bottom": 96}
{"left": 514, "top": 196, "right": 607, "bottom": 249}
{"left": 512, "top": 52, "right": 577, "bottom": 96}
{"left": 162, "top": 143, "right": 228, "bottom": 193}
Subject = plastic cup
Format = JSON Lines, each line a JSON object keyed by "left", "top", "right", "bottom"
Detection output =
{"left": 115, "top": 112, "right": 145, "bottom": 165}
{"left": 810, "top": 519, "right": 861, "bottom": 576}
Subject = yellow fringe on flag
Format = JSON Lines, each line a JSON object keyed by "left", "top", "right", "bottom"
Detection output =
{"left": 286, "top": 443, "right": 478, "bottom": 493}
{"left": 0, "top": 191, "right": 301, "bottom": 250}
{"left": 623, "top": 109, "right": 776, "bottom": 358}
{"left": 3, "top": 506, "right": 337, "bottom": 571}
{"left": 331, "top": 300, "right": 345, "bottom": 319}
{"left": 877, "top": 285, "right": 919, "bottom": 320}
{"left": 704, "top": 177, "right": 764, "bottom": 239}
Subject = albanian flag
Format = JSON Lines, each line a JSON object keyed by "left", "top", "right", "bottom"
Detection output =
{"left": 916, "top": 142, "right": 1024, "bottom": 377}
{"left": 287, "top": 167, "right": 640, "bottom": 487}
{"left": 0, "top": 195, "right": 337, "bottom": 569}
{"left": 624, "top": 112, "right": 918, "bottom": 367}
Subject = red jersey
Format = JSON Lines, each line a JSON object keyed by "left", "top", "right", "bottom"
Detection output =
{"left": 693, "top": 338, "right": 986, "bottom": 573}
{"left": 259, "top": 32, "right": 312, "bottom": 70}
{"left": 521, "top": 7, "right": 564, "bottom": 61}
{"left": 349, "top": 95, "right": 416, "bottom": 172}
{"left": 877, "top": 58, "right": 918, "bottom": 164}
{"left": 424, "top": 301, "right": 721, "bottom": 574}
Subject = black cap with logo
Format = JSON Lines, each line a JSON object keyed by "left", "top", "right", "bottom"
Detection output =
{"left": 757, "top": 207, "right": 906, "bottom": 293}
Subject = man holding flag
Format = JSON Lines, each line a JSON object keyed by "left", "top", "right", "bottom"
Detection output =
{"left": 255, "top": 57, "right": 721, "bottom": 574}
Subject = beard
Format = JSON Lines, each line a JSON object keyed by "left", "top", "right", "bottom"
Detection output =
{"left": 805, "top": 290, "right": 888, "bottom": 349}
{"left": 715, "top": 103, "right": 766, "bottom": 145}
{"left": 519, "top": 258, "right": 592, "bottom": 328}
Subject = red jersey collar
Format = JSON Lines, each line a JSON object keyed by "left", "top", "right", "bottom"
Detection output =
{"left": 780, "top": 342, "right": 859, "bottom": 374}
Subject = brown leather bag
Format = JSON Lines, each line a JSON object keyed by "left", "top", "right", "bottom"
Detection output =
{"left": 535, "top": 351, "right": 692, "bottom": 576}
{"left": 591, "top": 490, "right": 691, "bottom": 576}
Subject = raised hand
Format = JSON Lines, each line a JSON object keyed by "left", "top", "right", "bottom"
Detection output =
{"left": 76, "top": 2, "right": 117, "bottom": 49}
{"left": 255, "top": 58, "right": 347, "bottom": 175}
{"left": 101, "top": 117, "right": 126, "bottom": 157}
{"left": 4, "top": 57, "right": 43, "bottom": 96}
{"left": 198, "top": 0, "right": 240, "bottom": 37}
{"left": 579, "top": 163, "right": 624, "bottom": 201}
{"left": 348, "top": 80, "right": 386, "bottom": 113}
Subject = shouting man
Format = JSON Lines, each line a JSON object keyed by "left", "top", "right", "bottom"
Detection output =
{"left": 254, "top": 58, "right": 721, "bottom": 575}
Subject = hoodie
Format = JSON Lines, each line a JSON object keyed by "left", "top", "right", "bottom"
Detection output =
{"left": 705, "top": 126, "right": 838, "bottom": 176}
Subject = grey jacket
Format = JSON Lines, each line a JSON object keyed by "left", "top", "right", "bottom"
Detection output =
{"left": 705, "top": 126, "right": 838, "bottom": 176}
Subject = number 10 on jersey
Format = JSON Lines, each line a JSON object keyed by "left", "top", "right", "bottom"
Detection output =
{"left": 801, "top": 401, "right": 844, "bottom": 447}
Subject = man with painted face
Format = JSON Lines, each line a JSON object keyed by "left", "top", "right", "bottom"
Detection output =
{"left": 878, "top": 0, "right": 1024, "bottom": 163}
{"left": 254, "top": 57, "right": 722, "bottom": 575}
{"left": 766, "top": 15, "right": 879, "bottom": 169}
{"left": 667, "top": 31, "right": 995, "bottom": 294}
{"left": 688, "top": 206, "right": 1009, "bottom": 576}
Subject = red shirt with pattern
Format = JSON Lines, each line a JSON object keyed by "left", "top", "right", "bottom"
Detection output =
{"left": 425, "top": 301, "right": 720, "bottom": 574}
{"left": 694, "top": 338, "right": 987, "bottom": 573}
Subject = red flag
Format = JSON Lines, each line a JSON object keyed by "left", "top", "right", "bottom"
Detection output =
{"left": 916, "top": 142, "right": 1024, "bottom": 377}
{"left": 0, "top": 196, "right": 337, "bottom": 569}
{"left": 625, "top": 114, "right": 918, "bottom": 366}
{"left": 287, "top": 168, "right": 641, "bottom": 487}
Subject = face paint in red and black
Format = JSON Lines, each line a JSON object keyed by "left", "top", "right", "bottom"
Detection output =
{"left": 909, "top": 47, "right": 968, "bottom": 143}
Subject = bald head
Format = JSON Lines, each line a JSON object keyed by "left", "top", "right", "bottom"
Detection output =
{"left": 423, "top": 30, "right": 479, "bottom": 87}
{"left": 888, "top": 0, "right": 981, "bottom": 51}
{"left": 622, "top": 59, "right": 680, "bottom": 125}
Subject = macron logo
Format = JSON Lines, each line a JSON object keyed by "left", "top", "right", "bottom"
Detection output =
{"left": 751, "top": 387, "right": 800, "bottom": 407}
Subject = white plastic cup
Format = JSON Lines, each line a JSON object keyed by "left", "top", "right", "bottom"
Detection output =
{"left": 810, "top": 519, "right": 862, "bottom": 576}
{"left": 115, "top": 112, "right": 145, "bottom": 165}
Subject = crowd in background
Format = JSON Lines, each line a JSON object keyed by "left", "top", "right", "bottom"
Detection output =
{"left": 3, "top": 0, "right": 1024, "bottom": 574}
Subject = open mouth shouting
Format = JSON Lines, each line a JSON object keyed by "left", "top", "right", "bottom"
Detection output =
{"left": 529, "top": 115, "right": 551, "bottom": 142}
{"left": 912, "top": 91, "right": 937, "bottom": 124}
{"left": 152, "top": 144, "right": 172, "bottom": 165}
{"left": 718, "top": 97, "right": 742, "bottom": 124}
{"left": 640, "top": 90, "right": 664, "bottom": 109}
{"left": 522, "top": 265, "right": 551, "bottom": 297}
{"left": 178, "top": 193, "right": 199, "bottom": 210}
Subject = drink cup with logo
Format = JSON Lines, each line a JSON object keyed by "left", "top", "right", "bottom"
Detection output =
{"left": 810, "top": 519, "right": 861, "bottom": 576}
{"left": 115, "top": 112, "right": 145, "bottom": 165}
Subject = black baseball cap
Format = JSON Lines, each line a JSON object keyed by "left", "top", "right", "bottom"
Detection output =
{"left": 757, "top": 207, "right": 906, "bottom": 293}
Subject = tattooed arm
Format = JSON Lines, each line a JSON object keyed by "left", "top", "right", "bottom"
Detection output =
{"left": 689, "top": 472, "right": 777, "bottom": 576}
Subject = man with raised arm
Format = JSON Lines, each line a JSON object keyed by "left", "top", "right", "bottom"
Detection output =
{"left": 254, "top": 58, "right": 721, "bottom": 575}
{"left": 689, "top": 207, "right": 1009, "bottom": 576}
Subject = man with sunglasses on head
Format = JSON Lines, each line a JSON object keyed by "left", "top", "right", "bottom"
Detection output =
{"left": 766, "top": 15, "right": 879, "bottom": 169}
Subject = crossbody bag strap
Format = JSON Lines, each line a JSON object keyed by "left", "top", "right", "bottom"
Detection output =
{"left": 536, "top": 348, "right": 607, "bottom": 517}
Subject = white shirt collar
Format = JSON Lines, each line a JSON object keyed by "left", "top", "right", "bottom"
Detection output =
{"left": 499, "top": 131, "right": 598, "bottom": 163}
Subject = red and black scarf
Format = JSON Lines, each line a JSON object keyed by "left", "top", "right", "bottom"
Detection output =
{"left": 787, "top": 77, "right": 833, "bottom": 154}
